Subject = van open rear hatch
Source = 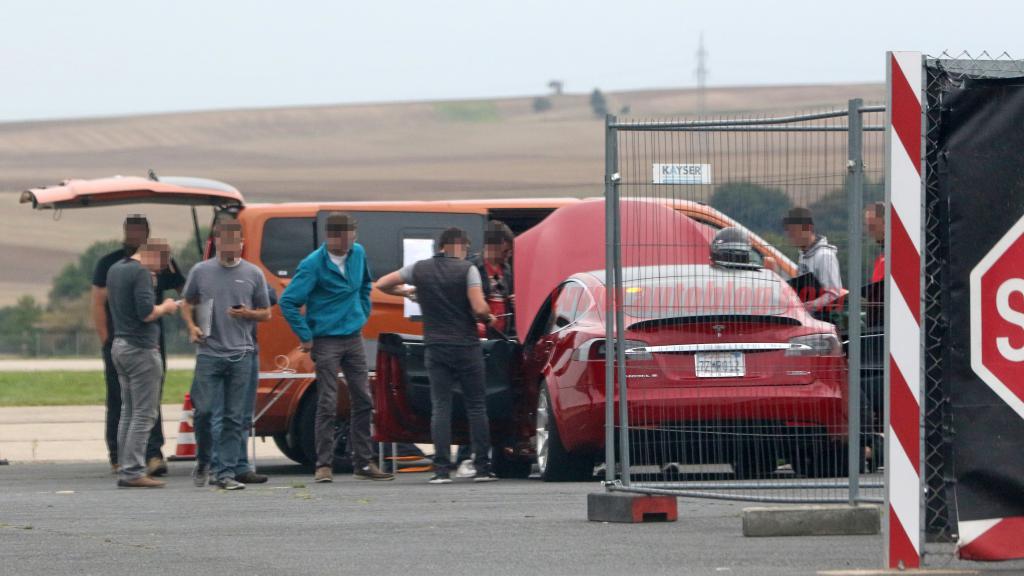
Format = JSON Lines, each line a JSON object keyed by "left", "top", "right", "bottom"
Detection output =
{"left": 19, "top": 175, "right": 244, "bottom": 210}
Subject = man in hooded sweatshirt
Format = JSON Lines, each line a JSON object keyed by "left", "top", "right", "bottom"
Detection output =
{"left": 782, "top": 207, "right": 843, "bottom": 315}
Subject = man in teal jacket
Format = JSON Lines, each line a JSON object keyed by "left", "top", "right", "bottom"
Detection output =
{"left": 279, "top": 212, "right": 393, "bottom": 483}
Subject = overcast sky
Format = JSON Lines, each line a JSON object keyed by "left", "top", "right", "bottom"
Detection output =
{"left": 0, "top": 0, "right": 1020, "bottom": 122}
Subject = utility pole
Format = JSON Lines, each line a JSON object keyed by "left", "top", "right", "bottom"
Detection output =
{"left": 695, "top": 32, "right": 708, "bottom": 116}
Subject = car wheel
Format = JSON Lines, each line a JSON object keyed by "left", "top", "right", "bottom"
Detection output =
{"left": 273, "top": 433, "right": 309, "bottom": 465}
{"left": 535, "top": 383, "right": 593, "bottom": 482}
{"left": 792, "top": 441, "right": 848, "bottom": 478}
{"left": 733, "top": 443, "right": 779, "bottom": 480}
{"left": 296, "top": 383, "right": 353, "bottom": 473}
{"left": 492, "top": 446, "right": 532, "bottom": 479}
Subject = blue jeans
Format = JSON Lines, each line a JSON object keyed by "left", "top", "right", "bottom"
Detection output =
{"left": 211, "top": 347, "right": 259, "bottom": 475}
{"left": 192, "top": 352, "right": 253, "bottom": 481}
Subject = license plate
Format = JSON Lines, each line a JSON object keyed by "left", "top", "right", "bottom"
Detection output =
{"left": 695, "top": 352, "right": 745, "bottom": 378}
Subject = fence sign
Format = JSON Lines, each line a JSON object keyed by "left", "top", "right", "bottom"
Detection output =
{"left": 652, "top": 163, "right": 712, "bottom": 185}
{"left": 941, "top": 76, "right": 1024, "bottom": 562}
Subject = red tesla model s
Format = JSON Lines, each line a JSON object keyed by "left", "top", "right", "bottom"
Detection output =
{"left": 373, "top": 200, "right": 848, "bottom": 481}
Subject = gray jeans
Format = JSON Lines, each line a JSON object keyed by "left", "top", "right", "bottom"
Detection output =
{"left": 425, "top": 344, "right": 491, "bottom": 472}
{"left": 111, "top": 339, "right": 163, "bottom": 481}
{"left": 311, "top": 335, "right": 373, "bottom": 469}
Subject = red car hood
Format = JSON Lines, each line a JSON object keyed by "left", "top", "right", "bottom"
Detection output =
{"left": 513, "top": 199, "right": 714, "bottom": 338}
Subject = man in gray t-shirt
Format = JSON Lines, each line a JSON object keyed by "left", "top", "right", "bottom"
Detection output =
{"left": 182, "top": 220, "right": 271, "bottom": 490}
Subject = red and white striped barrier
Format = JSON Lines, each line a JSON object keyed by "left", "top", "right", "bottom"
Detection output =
{"left": 886, "top": 50, "right": 924, "bottom": 570}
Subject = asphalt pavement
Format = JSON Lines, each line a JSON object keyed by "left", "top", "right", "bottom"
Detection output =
{"left": 5, "top": 461, "right": 1022, "bottom": 576}
{"left": 0, "top": 459, "right": 894, "bottom": 576}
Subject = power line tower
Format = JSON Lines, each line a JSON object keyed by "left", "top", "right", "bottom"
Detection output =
{"left": 695, "top": 32, "right": 708, "bottom": 116}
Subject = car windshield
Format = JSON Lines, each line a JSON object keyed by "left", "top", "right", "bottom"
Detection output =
{"left": 619, "top": 264, "right": 793, "bottom": 320}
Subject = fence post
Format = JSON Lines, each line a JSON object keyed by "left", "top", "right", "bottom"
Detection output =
{"left": 604, "top": 114, "right": 618, "bottom": 483}
{"left": 610, "top": 124, "right": 631, "bottom": 488}
{"left": 847, "top": 98, "right": 864, "bottom": 505}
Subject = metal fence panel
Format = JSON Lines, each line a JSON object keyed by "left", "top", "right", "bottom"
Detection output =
{"left": 603, "top": 103, "right": 885, "bottom": 505}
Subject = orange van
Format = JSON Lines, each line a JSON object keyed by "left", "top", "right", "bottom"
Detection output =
{"left": 21, "top": 175, "right": 797, "bottom": 467}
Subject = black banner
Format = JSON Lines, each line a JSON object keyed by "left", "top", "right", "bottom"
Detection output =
{"left": 940, "top": 77, "right": 1024, "bottom": 524}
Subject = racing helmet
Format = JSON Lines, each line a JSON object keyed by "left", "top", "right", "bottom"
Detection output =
{"left": 710, "top": 227, "right": 757, "bottom": 268}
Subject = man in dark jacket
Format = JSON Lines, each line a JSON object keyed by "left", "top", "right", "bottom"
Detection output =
{"left": 469, "top": 220, "right": 515, "bottom": 339}
{"left": 376, "top": 227, "right": 498, "bottom": 484}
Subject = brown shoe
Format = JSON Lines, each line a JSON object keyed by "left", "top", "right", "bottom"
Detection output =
{"left": 146, "top": 457, "right": 169, "bottom": 477}
{"left": 353, "top": 462, "right": 395, "bottom": 481}
{"left": 117, "top": 475, "right": 166, "bottom": 488}
{"left": 111, "top": 463, "right": 120, "bottom": 476}
{"left": 314, "top": 466, "right": 333, "bottom": 483}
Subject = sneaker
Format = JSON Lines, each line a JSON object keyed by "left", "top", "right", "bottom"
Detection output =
{"left": 314, "top": 466, "right": 333, "bottom": 483}
{"left": 473, "top": 470, "right": 499, "bottom": 483}
{"left": 192, "top": 463, "right": 210, "bottom": 487}
{"left": 428, "top": 470, "right": 452, "bottom": 484}
{"left": 236, "top": 471, "right": 268, "bottom": 484}
{"left": 117, "top": 475, "right": 166, "bottom": 488}
{"left": 353, "top": 462, "right": 395, "bottom": 481}
{"left": 146, "top": 457, "right": 169, "bottom": 477}
{"left": 454, "top": 459, "right": 476, "bottom": 479}
{"left": 213, "top": 478, "right": 246, "bottom": 490}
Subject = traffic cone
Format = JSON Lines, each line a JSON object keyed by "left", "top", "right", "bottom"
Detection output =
{"left": 167, "top": 393, "right": 196, "bottom": 461}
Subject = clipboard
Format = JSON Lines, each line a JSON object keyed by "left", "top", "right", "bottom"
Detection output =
{"left": 861, "top": 279, "right": 885, "bottom": 302}
{"left": 787, "top": 272, "right": 822, "bottom": 303}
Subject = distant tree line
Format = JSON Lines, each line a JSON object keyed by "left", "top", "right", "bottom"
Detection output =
{"left": 709, "top": 178, "right": 885, "bottom": 277}
{"left": 0, "top": 231, "right": 207, "bottom": 357}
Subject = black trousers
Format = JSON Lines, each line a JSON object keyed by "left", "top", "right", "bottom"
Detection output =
{"left": 424, "top": 344, "right": 491, "bottom": 472}
{"left": 103, "top": 340, "right": 164, "bottom": 464}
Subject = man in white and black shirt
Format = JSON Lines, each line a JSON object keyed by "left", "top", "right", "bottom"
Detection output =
{"left": 375, "top": 227, "right": 498, "bottom": 484}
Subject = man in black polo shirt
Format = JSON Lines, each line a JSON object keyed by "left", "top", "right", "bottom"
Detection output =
{"left": 376, "top": 227, "right": 498, "bottom": 484}
{"left": 91, "top": 215, "right": 185, "bottom": 476}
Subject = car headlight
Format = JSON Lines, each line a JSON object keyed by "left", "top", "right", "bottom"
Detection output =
{"left": 785, "top": 333, "right": 841, "bottom": 357}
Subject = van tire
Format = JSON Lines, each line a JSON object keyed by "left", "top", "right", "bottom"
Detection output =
{"left": 296, "top": 383, "right": 353, "bottom": 473}
{"left": 273, "top": 433, "right": 309, "bottom": 465}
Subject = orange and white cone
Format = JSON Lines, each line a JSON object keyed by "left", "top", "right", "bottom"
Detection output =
{"left": 167, "top": 393, "right": 196, "bottom": 461}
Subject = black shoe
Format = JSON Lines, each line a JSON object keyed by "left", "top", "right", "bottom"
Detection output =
{"left": 473, "top": 470, "right": 498, "bottom": 483}
{"left": 236, "top": 471, "right": 268, "bottom": 484}
{"left": 428, "top": 471, "right": 452, "bottom": 484}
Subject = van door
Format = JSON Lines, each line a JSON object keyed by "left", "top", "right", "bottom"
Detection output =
{"left": 373, "top": 333, "right": 521, "bottom": 445}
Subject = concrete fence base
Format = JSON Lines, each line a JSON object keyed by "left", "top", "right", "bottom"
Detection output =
{"left": 743, "top": 504, "right": 882, "bottom": 537}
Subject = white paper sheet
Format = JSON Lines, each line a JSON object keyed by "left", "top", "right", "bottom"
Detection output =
{"left": 402, "top": 238, "right": 435, "bottom": 318}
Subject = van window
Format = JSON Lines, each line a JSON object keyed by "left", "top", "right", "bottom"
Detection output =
{"left": 261, "top": 217, "right": 317, "bottom": 277}
{"left": 317, "top": 212, "right": 485, "bottom": 277}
